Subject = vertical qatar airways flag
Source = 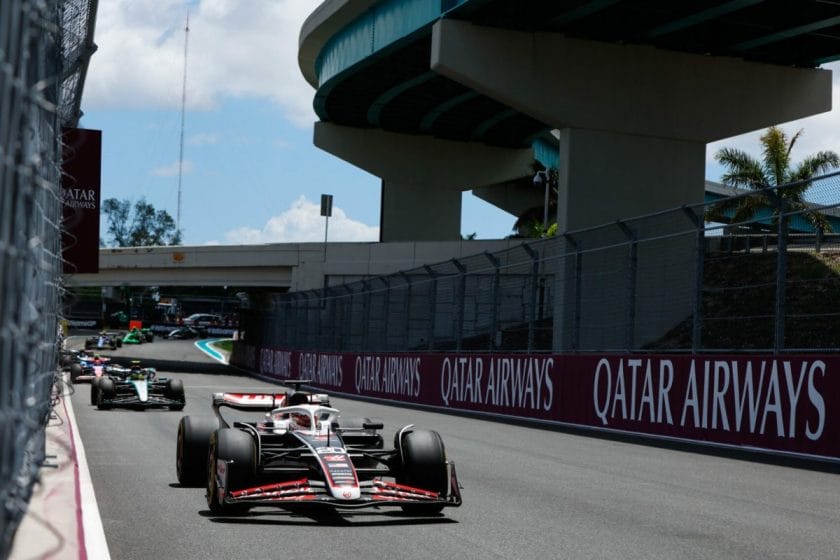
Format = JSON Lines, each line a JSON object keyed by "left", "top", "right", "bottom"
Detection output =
{"left": 61, "top": 127, "right": 101, "bottom": 274}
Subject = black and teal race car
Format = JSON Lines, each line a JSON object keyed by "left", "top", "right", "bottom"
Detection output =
{"left": 93, "top": 362, "right": 185, "bottom": 411}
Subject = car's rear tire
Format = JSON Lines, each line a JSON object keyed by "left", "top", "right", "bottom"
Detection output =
{"left": 116, "top": 338, "right": 122, "bottom": 348}
{"left": 397, "top": 429, "right": 448, "bottom": 515}
{"left": 70, "top": 363, "right": 82, "bottom": 384}
{"left": 167, "top": 379, "right": 185, "bottom": 411}
{"left": 176, "top": 415, "right": 219, "bottom": 486}
{"left": 97, "top": 377, "right": 114, "bottom": 410}
{"left": 206, "top": 428, "right": 255, "bottom": 515}
{"left": 90, "top": 377, "right": 101, "bottom": 405}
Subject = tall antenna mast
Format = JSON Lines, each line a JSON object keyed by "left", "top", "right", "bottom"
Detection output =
{"left": 177, "top": 10, "right": 190, "bottom": 234}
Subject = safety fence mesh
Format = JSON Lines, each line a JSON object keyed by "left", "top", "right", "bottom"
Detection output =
{"left": 240, "top": 170, "right": 840, "bottom": 355}
{"left": 1, "top": 0, "right": 93, "bottom": 555}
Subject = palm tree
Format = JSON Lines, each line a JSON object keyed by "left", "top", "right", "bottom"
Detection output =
{"left": 708, "top": 126, "right": 839, "bottom": 233}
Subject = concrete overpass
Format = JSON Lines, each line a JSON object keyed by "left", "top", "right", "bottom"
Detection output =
{"left": 298, "top": 0, "right": 840, "bottom": 351}
{"left": 62, "top": 240, "right": 522, "bottom": 290}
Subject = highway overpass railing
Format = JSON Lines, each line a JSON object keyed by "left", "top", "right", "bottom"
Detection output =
{"left": 238, "top": 170, "right": 840, "bottom": 355}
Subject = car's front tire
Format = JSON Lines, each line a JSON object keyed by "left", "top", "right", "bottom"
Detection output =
{"left": 90, "top": 377, "right": 101, "bottom": 405}
{"left": 97, "top": 377, "right": 114, "bottom": 410}
{"left": 69, "top": 363, "right": 82, "bottom": 384}
{"left": 167, "top": 379, "right": 185, "bottom": 411}
{"left": 176, "top": 415, "right": 218, "bottom": 486}
{"left": 397, "top": 429, "right": 448, "bottom": 515}
{"left": 206, "top": 428, "right": 255, "bottom": 515}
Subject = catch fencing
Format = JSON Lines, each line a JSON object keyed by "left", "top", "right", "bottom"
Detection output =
{"left": 239, "top": 170, "right": 840, "bottom": 355}
{"left": 0, "top": 0, "right": 94, "bottom": 556}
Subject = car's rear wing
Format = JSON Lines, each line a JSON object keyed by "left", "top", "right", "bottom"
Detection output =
{"left": 212, "top": 391, "right": 331, "bottom": 412}
{"left": 212, "top": 392, "right": 288, "bottom": 412}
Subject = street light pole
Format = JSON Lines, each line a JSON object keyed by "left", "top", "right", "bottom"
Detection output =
{"left": 320, "top": 193, "right": 333, "bottom": 243}
{"left": 534, "top": 171, "right": 549, "bottom": 237}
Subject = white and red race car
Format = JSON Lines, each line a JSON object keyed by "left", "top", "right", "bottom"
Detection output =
{"left": 176, "top": 381, "right": 462, "bottom": 516}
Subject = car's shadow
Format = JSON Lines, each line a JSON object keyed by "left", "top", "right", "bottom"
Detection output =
{"left": 200, "top": 508, "right": 458, "bottom": 527}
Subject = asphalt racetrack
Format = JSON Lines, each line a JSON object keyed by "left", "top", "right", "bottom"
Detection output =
{"left": 68, "top": 338, "right": 840, "bottom": 560}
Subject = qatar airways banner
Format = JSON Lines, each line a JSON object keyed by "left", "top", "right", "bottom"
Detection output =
{"left": 61, "top": 127, "right": 101, "bottom": 274}
{"left": 231, "top": 345, "right": 838, "bottom": 461}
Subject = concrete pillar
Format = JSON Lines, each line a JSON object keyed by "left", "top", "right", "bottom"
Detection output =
{"left": 314, "top": 122, "right": 533, "bottom": 242}
{"left": 554, "top": 128, "right": 705, "bottom": 349}
{"left": 380, "top": 179, "right": 461, "bottom": 242}
{"left": 430, "top": 19, "right": 832, "bottom": 350}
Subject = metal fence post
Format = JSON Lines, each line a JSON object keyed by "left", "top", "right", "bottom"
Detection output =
{"left": 616, "top": 220, "right": 637, "bottom": 351}
{"left": 361, "top": 280, "right": 371, "bottom": 352}
{"left": 522, "top": 243, "right": 539, "bottom": 353}
{"left": 340, "top": 285, "right": 353, "bottom": 352}
{"left": 774, "top": 194, "right": 788, "bottom": 353}
{"left": 562, "top": 233, "right": 582, "bottom": 352}
{"left": 311, "top": 293, "right": 321, "bottom": 350}
{"left": 451, "top": 259, "right": 466, "bottom": 352}
{"left": 399, "top": 272, "right": 412, "bottom": 350}
{"left": 378, "top": 277, "right": 391, "bottom": 351}
{"left": 682, "top": 207, "right": 704, "bottom": 352}
{"left": 424, "top": 265, "right": 437, "bottom": 351}
{"left": 483, "top": 252, "right": 500, "bottom": 351}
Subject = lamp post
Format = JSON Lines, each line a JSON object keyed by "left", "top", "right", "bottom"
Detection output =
{"left": 533, "top": 170, "right": 549, "bottom": 237}
{"left": 320, "top": 193, "right": 333, "bottom": 243}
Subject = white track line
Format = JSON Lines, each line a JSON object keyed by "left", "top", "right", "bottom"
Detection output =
{"left": 64, "top": 380, "right": 112, "bottom": 560}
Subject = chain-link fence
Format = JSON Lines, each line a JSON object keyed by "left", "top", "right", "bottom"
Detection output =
{"left": 1, "top": 0, "right": 94, "bottom": 555}
{"left": 239, "top": 170, "right": 840, "bottom": 355}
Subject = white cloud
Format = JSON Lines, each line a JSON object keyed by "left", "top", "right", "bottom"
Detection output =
{"left": 188, "top": 132, "right": 219, "bottom": 145}
{"left": 82, "top": 0, "right": 320, "bottom": 127}
{"left": 222, "top": 195, "right": 379, "bottom": 243}
{"left": 151, "top": 159, "right": 194, "bottom": 177}
{"left": 706, "top": 61, "right": 840, "bottom": 178}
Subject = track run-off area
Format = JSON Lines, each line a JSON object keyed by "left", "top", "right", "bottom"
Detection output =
{"left": 68, "top": 338, "right": 840, "bottom": 560}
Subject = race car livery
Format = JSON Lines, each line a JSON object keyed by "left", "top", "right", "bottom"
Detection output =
{"left": 176, "top": 381, "right": 462, "bottom": 516}
{"left": 67, "top": 352, "right": 111, "bottom": 384}
{"left": 122, "top": 327, "right": 154, "bottom": 344}
{"left": 84, "top": 331, "right": 122, "bottom": 350}
{"left": 93, "top": 362, "right": 185, "bottom": 411}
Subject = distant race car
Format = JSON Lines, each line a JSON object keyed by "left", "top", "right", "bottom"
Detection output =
{"left": 85, "top": 331, "right": 122, "bottom": 350}
{"left": 66, "top": 351, "right": 111, "bottom": 385}
{"left": 122, "top": 327, "right": 154, "bottom": 344}
{"left": 165, "top": 326, "right": 201, "bottom": 340}
{"left": 93, "top": 361, "right": 185, "bottom": 411}
{"left": 176, "top": 380, "right": 462, "bottom": 516}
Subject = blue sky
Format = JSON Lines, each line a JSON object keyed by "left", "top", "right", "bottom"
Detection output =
{"left": 79, "top": 1, "right": 840, "bottom": 246}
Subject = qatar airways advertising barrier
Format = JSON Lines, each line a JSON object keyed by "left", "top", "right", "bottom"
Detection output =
{"left": 231, "top": 345, "right": 838, "bottom": 461}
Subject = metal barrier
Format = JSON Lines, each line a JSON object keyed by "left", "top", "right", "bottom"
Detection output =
{"left": 239, "top": 170, "right": 840, "bottom": 355}
{"left": 1, "top": 0, "right": 94, "bottom": 555}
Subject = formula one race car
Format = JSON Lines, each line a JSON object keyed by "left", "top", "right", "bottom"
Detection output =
{"left": 176, "top": 381, "right": 461, "bottom": 516}
{"left": 65, "top": 351, "right": 111, "bottom": 384}
{"left": 122, "top": 326, "right": 154, "bottom": 344}
{"left": 84, "top": 331, "right": 123, "bottom": 350}
{"left": 93, "top": 361, "right": 185, "bottom": 411}
{"left": 165, "top": 326, "right": 201, "bottom": 340}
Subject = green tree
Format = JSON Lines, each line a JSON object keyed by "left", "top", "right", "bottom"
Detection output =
{"left": 102, "top": 197, "right": 182, "bottom": 247}
{"left": 708, "top": 126, "right": 839, "bottom": 232}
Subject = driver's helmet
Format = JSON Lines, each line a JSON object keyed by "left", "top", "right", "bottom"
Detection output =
{"left": 289, "top": 411, "right": 312, "bottom": 430}
{"left": 93, "top": 354, "right": 103, "bottom": 365}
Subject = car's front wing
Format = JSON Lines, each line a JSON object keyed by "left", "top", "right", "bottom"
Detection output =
{"left": 225, "top": 465, "right": 462, "bottom": 510}
{"left": 100, "top": 395, "right": 182, "bottom": 408}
